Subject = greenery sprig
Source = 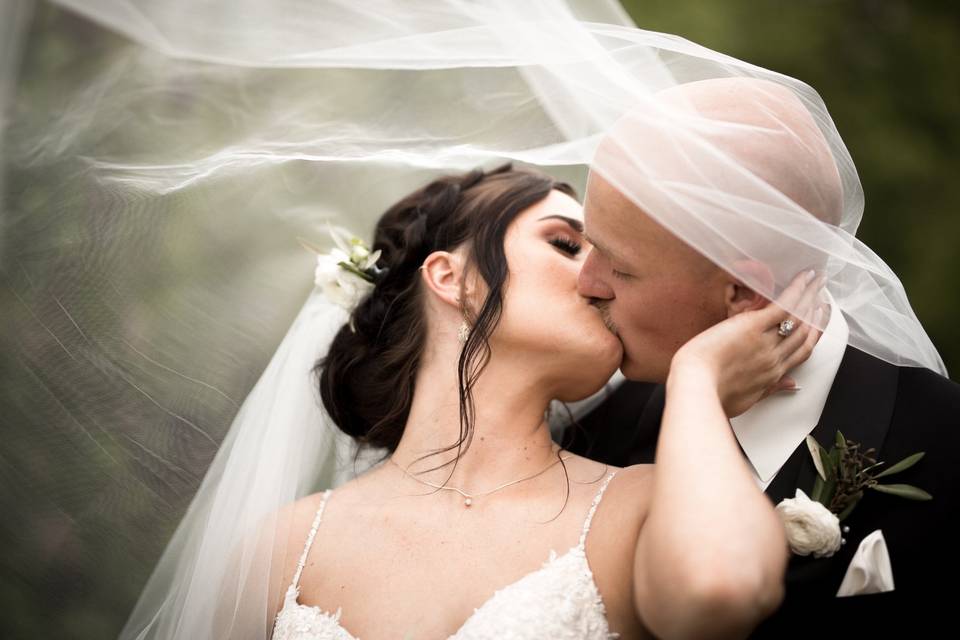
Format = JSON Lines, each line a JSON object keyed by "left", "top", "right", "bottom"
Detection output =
{"left": 805, "top": 431, "right": 931, "bottom": 523}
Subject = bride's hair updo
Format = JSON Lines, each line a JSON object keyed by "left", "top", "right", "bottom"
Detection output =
{"left": 317, "top": 164, "right": 575, "bottom": 465}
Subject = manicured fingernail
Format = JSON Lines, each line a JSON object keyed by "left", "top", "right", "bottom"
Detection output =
{"left": 805, "top": 269, "right": 817, "bottom": 284}
{"left": 785, "top": 385, "right": 803, "bottom": 392}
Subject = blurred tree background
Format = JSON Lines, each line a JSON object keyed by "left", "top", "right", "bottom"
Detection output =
{"left": 1, "top": 2, "right": 957, "bottom": 640}
{"left": 622, "top": 0, "right": 960, "bottom": 373}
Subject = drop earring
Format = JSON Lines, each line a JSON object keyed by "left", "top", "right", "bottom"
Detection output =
{"left": 457, "top": 321, "right": 470, "bottom": 344}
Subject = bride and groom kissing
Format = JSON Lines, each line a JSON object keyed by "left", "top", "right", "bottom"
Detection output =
{"left": 263, "top": 77, "right": 960, "bottom": 639}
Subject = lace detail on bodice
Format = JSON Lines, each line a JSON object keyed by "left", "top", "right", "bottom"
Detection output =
{"left": 272, "top": 471, "right": 620, "bottom": 640}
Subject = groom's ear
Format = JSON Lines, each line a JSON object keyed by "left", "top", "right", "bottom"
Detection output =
{"left": 724, "top": 260, "right": 775, "bottom": 318}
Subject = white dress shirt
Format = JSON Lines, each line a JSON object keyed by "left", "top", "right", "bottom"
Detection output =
{"left": 730, "top": 293, "right": 849, "bottom": 491}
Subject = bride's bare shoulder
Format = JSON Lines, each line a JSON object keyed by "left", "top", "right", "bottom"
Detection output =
{"left": 563, "top": 452, "right": 652, "bottom": 491}
{"left": 262, "top": 475, "right": 376, "bottom": 619}
{"left": 271, "top": 464, "right": 387, "bottom": 549}
{"left": 571, "top": 460, "right": 652, "bottom": 570}
{"left": 606, "top": 463, "right": 654, "bottom": 519}
{"left": 565, "top": 455, "right": 652, "bottom": 519}
{"left": 610, "top": 462, "right": 654, "bottom": 494}
{"left": 272, "top": 472, "right": 372, "bottom": 543}
{"left": 562, "top": 454, "right": 653, "bottom": 518}
{"left": 274, "top": 491, "right": 328, "bottom": 539}
{"left": 265, "top": 491, "right": 329, "bottom": 573}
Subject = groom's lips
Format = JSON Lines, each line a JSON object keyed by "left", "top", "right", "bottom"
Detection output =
{"left": 590, "top": 300, "right": 619, "bottom": 337}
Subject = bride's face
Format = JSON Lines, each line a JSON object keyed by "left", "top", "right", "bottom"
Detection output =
{"left": 488, "top": 190, "right": 622, "bottom": 400}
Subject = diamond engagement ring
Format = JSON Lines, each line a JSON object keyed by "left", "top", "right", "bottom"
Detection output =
{"left": 778, "top": 319, "right": 796, "bottom": 337}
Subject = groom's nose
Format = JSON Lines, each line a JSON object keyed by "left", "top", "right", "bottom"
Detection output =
{"left": 578, "top": 249, "right": 615, "bottom": 300}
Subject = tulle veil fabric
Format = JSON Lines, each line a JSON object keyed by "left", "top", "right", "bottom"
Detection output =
{"left": 0, "top": 1, "right": 945, "bottom": 638}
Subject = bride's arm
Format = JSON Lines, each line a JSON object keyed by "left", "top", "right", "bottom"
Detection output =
{"left": 632, "top": 272, "right": 824, "bottom": 639}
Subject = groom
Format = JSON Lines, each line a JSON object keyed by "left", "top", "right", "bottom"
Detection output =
{"left": 565, "top": 78, "right": 960, "bottom": 635}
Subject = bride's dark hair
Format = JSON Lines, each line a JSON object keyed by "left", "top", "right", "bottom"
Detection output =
{"left": 317, "top": 164, "right": 576, "bottom": 469}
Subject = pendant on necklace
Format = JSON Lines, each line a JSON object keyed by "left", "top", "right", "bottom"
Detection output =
{"left": 464, "top": 497, "right": 473, "bottom": 508}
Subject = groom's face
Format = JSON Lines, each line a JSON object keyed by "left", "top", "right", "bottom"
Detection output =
{"left": 578, "top": 173, "right": 728, "bottom": 382}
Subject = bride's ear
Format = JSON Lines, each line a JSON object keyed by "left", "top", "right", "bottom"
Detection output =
{"left": 724, "top": 259, "right": 776, "bottom": 317}
{"left": 420, "top": 250, "right": 466, "bottom": 310}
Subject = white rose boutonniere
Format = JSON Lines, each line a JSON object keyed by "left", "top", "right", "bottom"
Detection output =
{"left": 776, "top": 430, "right": 932, "bottom": 559}
{"left": 776, "top": 488, "right": 842, "bottom": 558}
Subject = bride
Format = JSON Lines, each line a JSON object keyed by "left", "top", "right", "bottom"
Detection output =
{"left": 264, "top": 164, "right": 822, "bottom": 639}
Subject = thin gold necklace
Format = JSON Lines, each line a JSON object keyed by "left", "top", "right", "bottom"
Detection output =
{"left": 388, "top": 449, "right": 572, "bottom": 508}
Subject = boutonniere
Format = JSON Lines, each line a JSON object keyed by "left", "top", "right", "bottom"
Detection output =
{"left": 775, "top": 431, "right": 931, "bottom": 558}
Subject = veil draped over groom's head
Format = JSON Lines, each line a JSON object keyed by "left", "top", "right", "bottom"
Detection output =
{"left": 588, "top": 74, "right": 944, "bottom": 377}
{"left": 1, "top": 1, "right": 945, "bottom": 639}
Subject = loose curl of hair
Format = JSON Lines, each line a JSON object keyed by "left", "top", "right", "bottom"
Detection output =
{"left": 316, "top": 164, "right": 576, "bottom": 474}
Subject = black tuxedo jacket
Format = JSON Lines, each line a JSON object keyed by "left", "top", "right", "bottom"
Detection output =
{"left": 561, "top": 346, "right": 960, "bottom": 636}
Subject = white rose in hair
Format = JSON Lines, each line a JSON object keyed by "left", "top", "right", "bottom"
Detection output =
{"left": 314, "top": 249, "right": 346, "bottom": 290}
{"left": 775, "top": 488, "right": 842, "bottom": 558}
{"left": 314, "top": 250, "right": 373, "bottom": 310}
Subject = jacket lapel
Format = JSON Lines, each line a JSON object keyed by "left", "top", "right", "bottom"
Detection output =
{"left": 764, "top": 345, "right": 899, "bottom": 506}
{"left": 763, "top": 345, "right": 900, "bottom": 590}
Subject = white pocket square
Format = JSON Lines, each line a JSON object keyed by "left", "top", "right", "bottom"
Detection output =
{"left": 836, "top": 529, "right": 895, "bottom": 597}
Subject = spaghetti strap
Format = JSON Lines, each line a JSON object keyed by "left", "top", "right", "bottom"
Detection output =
{"left": 290, "top": 489, "right": 332, "bottom": 591}
{"left": 577, "top": 470, "right": 618, "bottom": 549}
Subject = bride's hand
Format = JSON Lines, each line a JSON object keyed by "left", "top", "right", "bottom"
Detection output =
{"left": 670, "top": 270, "right": 827, "bottom": 417}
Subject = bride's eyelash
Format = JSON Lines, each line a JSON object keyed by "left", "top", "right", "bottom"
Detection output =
{"left": 548, "top": 235, "right": 582, "bottom": 256}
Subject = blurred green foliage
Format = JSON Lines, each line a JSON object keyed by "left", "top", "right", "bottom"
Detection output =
{"left": 622, "top": 0, "right": 960, "bottom": 374}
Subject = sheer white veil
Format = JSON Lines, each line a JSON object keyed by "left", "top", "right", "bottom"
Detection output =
{"left": 1, "top": 1, "right": 945, "bottom": 638}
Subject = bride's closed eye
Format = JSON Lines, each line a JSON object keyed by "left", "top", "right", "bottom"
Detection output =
{"left": 548, "top": 234, "right": 582, "bottom": 256}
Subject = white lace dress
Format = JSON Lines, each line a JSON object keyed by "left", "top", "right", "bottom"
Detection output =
{"left": 272, "top": 471, "right": 621, "bottom": 640}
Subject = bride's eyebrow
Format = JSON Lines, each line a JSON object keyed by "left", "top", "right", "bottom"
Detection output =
{"left": 537, "top": 215, "right": 584, "bottom": 233}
